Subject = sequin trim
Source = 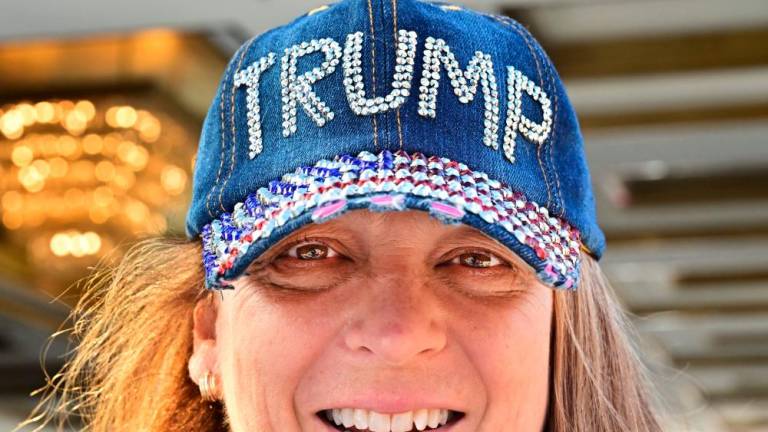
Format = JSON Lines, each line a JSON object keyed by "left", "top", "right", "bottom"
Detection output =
{"left": 200, "top": 149, "right": 582, "bottom": 291}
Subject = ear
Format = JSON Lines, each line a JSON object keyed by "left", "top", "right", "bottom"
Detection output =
{"left": 188, "top": 293, "right": 220, "bottom": 386}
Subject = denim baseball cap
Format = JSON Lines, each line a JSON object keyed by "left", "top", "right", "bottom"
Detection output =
{"left": 185, "top": 0, "right": 606, "bottom": 291}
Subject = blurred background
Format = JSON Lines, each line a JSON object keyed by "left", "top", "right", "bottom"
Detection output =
{"left": 1, "top": 0, "right": 766, "bottom": 430}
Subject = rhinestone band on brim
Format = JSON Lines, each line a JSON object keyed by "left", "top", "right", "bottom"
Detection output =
{"left": 200, "top": 149, "right": 582, "bottom": 290}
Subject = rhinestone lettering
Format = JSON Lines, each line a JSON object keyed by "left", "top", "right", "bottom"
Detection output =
{"left": 234, "top": 53, "right": 276, "bottom": 159}
{"left": 343, "top": 30, "right": 417, "bottom": 115}
{"left": 280, "top": 38, "right": 342, "bottom": 138}
{"left": 503, "top": 65, "right": 553, "bottom": 163}
{"left": 418, "top": 37, "right": 500, "bottom": 150}
{"left": 232, "top": 31, "right": 554, "bottom": 164}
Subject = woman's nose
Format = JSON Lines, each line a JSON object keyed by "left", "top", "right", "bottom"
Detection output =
{"left": 342, "top": 274, "right": 448, "bottom": 366}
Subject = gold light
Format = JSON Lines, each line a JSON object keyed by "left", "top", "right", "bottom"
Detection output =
{"left": 57, "top": 135, "right": 79, "bottom": 158}
{"left": 94, "top": 160, "right": 116, "bottom": 182}
{"left": 17, "top": 103, "right": 37, "bottom": 126}
{"left": 49, "top": 232, "right": 71, "bottom": 257}
{"left": 49, "top": 230, "right": 102, "bottom": 257}
{"left": 82, "top": 134, "right": 103, "bottom": 154}
{"left": 1, "top": 109, "right": 25, "bottom": 139}
{"left": 1, "top": 97, "right": 192, "bottom": 268}
{"left": 1, "top": 191, "right": 23, "bottom": 212}
{"left": 11, "top": 145, "right": 34, "bottom": 167}
{"left": 74, "top": 100, "right": 96, "bottom": 121}
{"left": 48, "top": 157, "right": 69, "bottom": 178}
{"left": 136, "top": 110, "right": 162, "bottom": 142}
{"left": 2, "top": 211, "right": 23, "bottom": 230}
{"left": 110, "top": 105, "right": 138, "bottom": 128}
{"left": 125, "top": 199, "right": 149, "bottom": 225}
{"left": 161, "top": 164, "right": 187, "bottom": 196}
{"left": 34, "top": 101, "right": 55, "bottom": 123}
{"left": 18, "top": 164, "right": 46, "bottom": 192}
{"left": 64, "top": 109, "right": 88, "bottom": 135}
{"left": 31, "top": 159, "right": 50, "bottom": 177}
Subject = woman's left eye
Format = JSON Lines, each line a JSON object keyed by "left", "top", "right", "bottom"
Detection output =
{"left": 286, "top": 241, "right": 339, "bottom": 260}
{"left": 450, "top": 251, "right": 504, "bottom": 268}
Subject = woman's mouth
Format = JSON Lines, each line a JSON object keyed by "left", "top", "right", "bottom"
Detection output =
{"left": 316, "top": 407, "right": 465, "bottom": 432}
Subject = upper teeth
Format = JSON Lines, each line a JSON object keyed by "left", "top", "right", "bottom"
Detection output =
{"left": 325, "top": 408, "right": 451, "bottom": 432}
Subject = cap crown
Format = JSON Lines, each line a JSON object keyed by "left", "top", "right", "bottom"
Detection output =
{"left": 186, "top": 0, "right": 605, "bottom": 262}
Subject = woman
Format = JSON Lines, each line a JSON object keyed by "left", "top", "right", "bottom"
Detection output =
{"left": 18, "top": 0, "right": 664, "bottom": 430}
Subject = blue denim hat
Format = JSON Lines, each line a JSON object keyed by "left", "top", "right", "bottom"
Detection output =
{"left": 185, "top": 0, "right": 606, "bottom": 291}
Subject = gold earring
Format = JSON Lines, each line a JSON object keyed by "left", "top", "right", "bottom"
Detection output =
{"left": 199, "top": 371, "right": 220, "bottom": 402}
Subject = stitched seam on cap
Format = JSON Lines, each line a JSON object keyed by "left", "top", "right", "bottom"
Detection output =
{"left": 525, "top": 33, "right": 564, "bottom": 216}
{"left": 367, "top": 0, "right": 380, "bottom": 151}
{"left": 546, "top": 57, "right": 564, "bottom": 218}
{"left": 380, "top": 0, "right": 392, "bottom": 150}
{"left": 486, "top": 14, "right": 553, "bottom": 210}
{"left": 491, "top": 13, "right": 568, "bottom": 220}
{"left": 218, "top": 37, "right": 258, "bottom": 212}
{"left": 205, "top": 56, "right": 236, "bottom": 218}
{"left": 392, "top": 0, "right": 405, "bottom": 150}
{"left": 500, "top": 17, "right": 553, "bottom": 210}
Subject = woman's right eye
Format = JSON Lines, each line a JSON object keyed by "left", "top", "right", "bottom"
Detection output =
{"left": 285, "top": 241, "right": 340, "bottom": 260}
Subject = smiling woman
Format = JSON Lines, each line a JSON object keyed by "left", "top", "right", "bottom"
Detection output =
{"left": 16, "top": 211, "right": 661, "bottom": 432}
{"left": 211, "top": 210, "right": 556, "bottom": 431}
{"left": 16, "top": 0, "right": 664, "bottom": 431}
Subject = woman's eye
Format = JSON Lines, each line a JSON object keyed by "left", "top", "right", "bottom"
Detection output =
{"left": 450, "top": 251, "right": 504, "bottom": 268}
{"left": 286, "top": 242, "right": 339, "bottom": 260}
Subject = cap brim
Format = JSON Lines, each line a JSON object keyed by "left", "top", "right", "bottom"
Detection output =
{"left": 200, "top": 149, "right": 582, "bottom": 290}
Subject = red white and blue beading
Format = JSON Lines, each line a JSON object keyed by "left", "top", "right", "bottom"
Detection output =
{"left": 201, "top": 149, "right": 582, "bottom": 290}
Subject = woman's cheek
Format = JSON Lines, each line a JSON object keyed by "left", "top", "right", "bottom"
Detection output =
{"left": 456, "top": 286, "right": 552, "bottom": 428}
{"left": 220, "top": 289, "right": 335, "bottom": 430}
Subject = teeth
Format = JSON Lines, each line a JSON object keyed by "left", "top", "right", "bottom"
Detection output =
{"left": 427, "top": 409, "right": 440, "bottom": 429}
{"left": 328, "top": 408, "right": 452, "bottom": 432}
{"left": 369, "top": 410, "right": 391, "bottom": 432}
{"left": 413, "top": 409, "right": 428, "bottom": 430}
{"left": 342, "top": 408, "right": 355, "bottom": 428}
{"left": 391, "top": 411, "right": 413, "bottom": 432}
{"left": 354, "top": 408, "right": 368, "bottom": 429}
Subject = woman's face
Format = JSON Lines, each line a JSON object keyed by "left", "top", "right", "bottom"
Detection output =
{"left": 190, "top": 210, "right": 553, "bottom": 432}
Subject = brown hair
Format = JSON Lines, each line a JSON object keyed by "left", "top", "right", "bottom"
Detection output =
{"left": 15, "top": 236, "right": 663, "bottom": 432}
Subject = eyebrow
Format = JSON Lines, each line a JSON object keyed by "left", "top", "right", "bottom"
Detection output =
{"left": 438, "top": 225, "right": 534, "bottom": 267}
{"left": 445, "top": 224, "right": 498, "bottom": 244}
{"left": 268, "top": 220, "right": 362, "bottom": 252}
